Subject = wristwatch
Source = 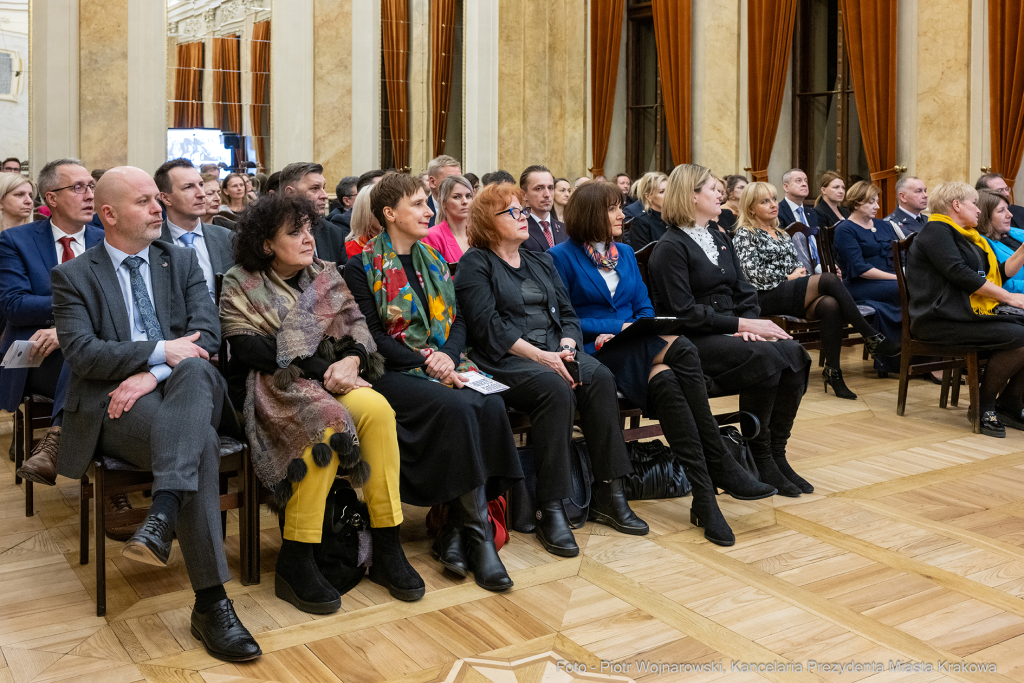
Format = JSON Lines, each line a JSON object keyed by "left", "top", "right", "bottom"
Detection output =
{"left": 559, "top": 344, "right": 577, "bottom": 359}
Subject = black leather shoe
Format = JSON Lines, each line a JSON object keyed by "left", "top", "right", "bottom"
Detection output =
{"left": 454, "top": 487, "right": 512, "bottom": 591}
{"left": 534, "top": 501, "right": 579, "bottom": 557}
{"left": 996, "top": 405, "right": 1024, "bottom": 431}
{"left": 190, "top": 598, "right": 262, "bottom": 662}
{"left": 981, "top": 410, "right": 1006, "bottom": 438}
{"left": 122, "top": 511, "right": 174, "bottom": 566}
{"left": 589, "top": 479, "right": 649, "bottom": 535}
{"left": 431, "top": 518, "right": 468, "bottom": 577}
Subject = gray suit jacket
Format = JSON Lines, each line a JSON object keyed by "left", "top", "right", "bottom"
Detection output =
{"left": 157, "top": 220, "right": 236, "bottom": 277}
{"left": 50, "top": 240, "right": 226, "bottom": 478}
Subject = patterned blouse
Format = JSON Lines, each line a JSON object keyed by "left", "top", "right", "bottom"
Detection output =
{"left": 731, "top": 226, "right": 802, "bottom": 291}
{"left": 681, "top": 226, "right": 720, "bottom": 265}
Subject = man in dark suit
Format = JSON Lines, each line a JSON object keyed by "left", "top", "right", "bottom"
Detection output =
{"left": 884, "top": 176, "right": 929, "bottom": 236}
{"left": 154, "top": 159, "right": 235, "bottom": 301}
{"left": 279, "top": 162, "right": 346, "bottom": 264}
{"left": 50, "top": 166, "right": 261, "bottom": 662}
{"left": 776, "top": 168, "right": 821, "bottom": 268}
{"left": 520, "top": 165, "right": 567, "bottom": 252}
{"left": 2, "top": 158, "right": 103, "bottom": 481}
{"left": 977, "top": 172, "right": 1024, "bottom": 230}
{"left": 426, "top": 155, "right": 462, "bottom": 228}
{"left": 326, "top": 175, "right": 358, "bottom": 238}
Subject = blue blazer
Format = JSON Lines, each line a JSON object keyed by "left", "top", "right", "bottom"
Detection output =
{"left": 986, "top": 227, "right": 1024, "bottom": 294}
{"left": 777, "top": 199, "right": 819, "bottom": 233}
{"left": 548, "top": 239, "right": 654, "bottom": 354}
{"left": 0, "top": 218, "right": 104, "bottom": 411}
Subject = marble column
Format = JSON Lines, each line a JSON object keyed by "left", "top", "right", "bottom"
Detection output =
{"left": 30, "top": 0, "right": 80, "bottom": 171}
{"left": 464, "top": 0, "right": 499, "bottom": 175}
{"left": 692, "top": 0, "right": 742, "bottom": 174}
{"left": 314, "top": 0, "right": 353, "bottom": 183}
{"left": 351, "top": 0, "right": 381, "bottom": 174}
{"left": 127, "top": 0, "right": 166, "bottom": 174}
{"left": 270, "top": 0, "right": 314, "bottom": 169}
{"left": 79, "top": 0, "right": 128, "bottom": 170}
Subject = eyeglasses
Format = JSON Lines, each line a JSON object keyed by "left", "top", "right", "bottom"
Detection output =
{"left": 51, "top": 182, "right": 96, "bottom": 195}
{"left": 495, "top": 206, "right": 532, "bottom": 220}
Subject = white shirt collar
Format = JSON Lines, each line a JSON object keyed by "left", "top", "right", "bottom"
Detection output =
{"left": 785, "top": 197, "right": 805, "bottom": 213}
{"left": 166, "top": 219, "right": 203, "bottom": 241}
{"left": 899, "top": 205, "right": 921, "bottom": 220}
{"left": 104, "top": 239, "right": 150, "bottom": 270}
{"left": 532, "top": 210, "right": 551, "bottom": 224}
{"left": 51, "top": 221, "right": 86, "bottom": 245}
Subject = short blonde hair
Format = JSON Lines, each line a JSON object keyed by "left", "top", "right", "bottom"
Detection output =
{"left": 347, "top": 185, "right": 380, "bottom": 241}
{"left": 842, "top": 180, "right": 880, "bottom": 210}
{"left": 635, "top": 172, "right": 668, "bottom": 211}
{"left": 662, "top": 164, "right": 713, "bottom": 227}
{"left": 737, "top": 181, "right": 780, "bottom": 233}
{"left": 0, "top": 172, "right": 34, "bottom": 203}
{"left": 928, "top": 181, "right": 979, "bottom": 216}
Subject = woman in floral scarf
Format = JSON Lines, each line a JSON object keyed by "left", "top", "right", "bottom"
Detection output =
{"left": 220, "top": 194, "right": 422, "bottom": 614}
{"left": 343, "top": 173, "right": 522, "bottom": 593}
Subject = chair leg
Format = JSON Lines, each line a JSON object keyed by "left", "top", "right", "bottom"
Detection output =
{"left": 951, "top": 367, "right": 962, "bottom": 407}
{"left": 896, "top": 346, "right": 913, "bottom": 416}
{"left": 219, "top": 473, "right": 228, "bottom": 541}
{"left": 240, "top": 450, "right": 260, "bottom": 586}
{"left": 939, "top": 368, "right": 952, "bottom": 409}
{"left": 80, "top": 475, "right": 91, "bottom": 565}
{"left": 13, "top": 407, "right": 23, "bottom": 486}
{"left": 94, "top": 467, "right": 106, "bottom": 617}
{"left": 967, "top": 353, "right": 981, "bottom": 434}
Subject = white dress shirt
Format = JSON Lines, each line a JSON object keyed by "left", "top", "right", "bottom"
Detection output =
{"left": 50, "top": 222, "right": 87, "bottom": 263}
{"left": 167, "top": 219, "right": 215, "bottom": 300}
{"left": 103, "top": 240, "right": 171, "bottom": 382}
{"left": 785, "top": 197, "right": 809, "bottom": 224}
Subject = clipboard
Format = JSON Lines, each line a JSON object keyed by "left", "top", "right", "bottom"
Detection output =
{"left": 596, "top": 317, "right": 688, "bottom": 353}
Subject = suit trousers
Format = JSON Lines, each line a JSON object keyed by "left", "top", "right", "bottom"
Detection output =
{"left": 96, "top": 357, "right": 230, "bottom": 591}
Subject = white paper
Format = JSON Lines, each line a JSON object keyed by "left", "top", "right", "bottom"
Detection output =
{"left": 459, "top": 370, "right": 510, "bottom": 395}
{"left": 1, "top": 340, "right": 42, "bottom": 369}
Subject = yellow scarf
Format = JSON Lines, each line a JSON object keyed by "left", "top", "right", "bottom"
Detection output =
{"left": 929, "top": 213, "right": 1001, "bottom": 315}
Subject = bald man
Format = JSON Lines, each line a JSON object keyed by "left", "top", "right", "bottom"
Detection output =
{"left": 49, "top": 167, "right": 261, "bottom": 662}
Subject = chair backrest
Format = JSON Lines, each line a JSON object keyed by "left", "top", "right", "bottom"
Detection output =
{"left": 214, "top": 273, "right": 229, "bottom": 376}
{"left": 818, "top": 225, "right": 839, "bottom": 274}
{"left": 784, "top": 226, "right": 815, "bottom": 272}
{"left": 892, "top": 232, "right": 916, "bottom": 341}
{"left": 634, "top": 240, "right": 656, "bottom": 292}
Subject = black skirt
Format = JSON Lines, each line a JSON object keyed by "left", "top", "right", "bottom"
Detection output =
{"left": 689, "top": 334, "right": 810, "bottom": 396}
{"left": 757, "top": 277, "right": 809, "bottom": 317}
{"left": 593, "top": 334, "right": 669, "bottom": 411}
{"left": 913, "top": 315, "right": 1024, "bottom": 351}
{"left": 369, "top": 371, "right": 524, "bottom": 506}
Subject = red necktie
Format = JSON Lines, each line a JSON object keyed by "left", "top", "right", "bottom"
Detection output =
{"left": 58, "top": 236, "right": 75, "bottom": 263}
{"left": 541, "top": 220, "right": 554, "bottom": 248}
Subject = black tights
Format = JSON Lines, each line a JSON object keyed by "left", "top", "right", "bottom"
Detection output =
{"left": 803, "top": 273, "right": 878, "bottom": 367}
{"left": 981, "top": 346, "right": 1024, "bottom": 413}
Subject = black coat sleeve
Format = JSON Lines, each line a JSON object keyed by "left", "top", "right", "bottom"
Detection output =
{"left": 915, "top": 224, "right": 988, "bottom": 294}
{"left": 439, "top": 314, "right": 467, "bottom": 365}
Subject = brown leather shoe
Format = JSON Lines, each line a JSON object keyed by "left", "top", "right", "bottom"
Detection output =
{"left": 16, "top": 427, "right": 60, "bottom": 486}
{"left": 105, "top": 494, "right": 140, "bottom": 542}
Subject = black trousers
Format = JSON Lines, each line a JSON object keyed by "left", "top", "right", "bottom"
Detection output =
{"left": 501, "top": 364, "right": 633, "bottom": 502}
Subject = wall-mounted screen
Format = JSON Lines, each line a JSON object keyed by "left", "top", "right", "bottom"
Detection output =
{"left": 167, "top": 128, "right": 232, "bottom": 173}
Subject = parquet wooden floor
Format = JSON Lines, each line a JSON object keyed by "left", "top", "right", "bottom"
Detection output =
{"left": 4, "top": 348, "right": 1024, "bottom": 682}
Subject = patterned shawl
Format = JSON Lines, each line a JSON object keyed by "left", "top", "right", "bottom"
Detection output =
{"left": 361, "top": 231, "right": 479, "bottom": 380}
{"left": 219, "top": 259, "right": 377, "bottom": 488}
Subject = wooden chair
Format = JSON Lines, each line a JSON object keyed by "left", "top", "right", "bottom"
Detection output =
{"left": 892, "top": 233, "right": 985, "bottom": 432}
{"left": 13, "top": 394, "right": 54, "bottom": 517}
{"left": 634, "top": 241, "right": 656, "bottom": 291}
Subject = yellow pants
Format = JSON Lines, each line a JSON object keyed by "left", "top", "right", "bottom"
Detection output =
{"left": 283, "top": 388, "right": 403, "bottom": 543}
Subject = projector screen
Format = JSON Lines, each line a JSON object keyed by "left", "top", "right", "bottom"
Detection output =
{"left": 166, "top": 129, "right": 232, "bottom": 176}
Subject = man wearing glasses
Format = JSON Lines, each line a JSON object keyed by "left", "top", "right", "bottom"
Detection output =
{"left": 1, "top": 159, "right": 104, "bottom": 488}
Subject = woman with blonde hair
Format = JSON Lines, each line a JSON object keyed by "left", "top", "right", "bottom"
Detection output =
{"left": 0, "top": 173, "right": 34, "bottom": 232}
{"left": 813, "top": 171, "right": 849, "bottom": 227}
{"left": 732, "top": 182, "right": 899, "bottom": 399}
{"left": 625, "top": 172, "right": 669, "bottom": 248}
{"left": 421, "top": 174, "right": 474, "bottom": 262}
{"left": 344, "top": 184, "right": 382, "bottom": 260}
{"left": 220, "top": 172, "right": 250, "bottom": 214}
{"left": 908, "top": 182, "right": 1024, "bottom": 436}
{"left": 647, "top": 164, "right": 812, "bottom": 498}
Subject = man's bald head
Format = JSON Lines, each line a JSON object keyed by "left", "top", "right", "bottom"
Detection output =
{"left": 96, "top": 166, "right": 165, "bottom": 254}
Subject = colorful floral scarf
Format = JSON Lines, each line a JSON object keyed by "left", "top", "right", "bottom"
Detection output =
{"left": 586, "top": 240, "right": 619, "bottom": 271}
{"left": 930, "top": 213, "right": 1001, "bottom": 316}
{"left": 361, "top": 231, "right": 480, "bottom": 380}
{"left": 220, "top": 259, "right": 376, "bottom": 489}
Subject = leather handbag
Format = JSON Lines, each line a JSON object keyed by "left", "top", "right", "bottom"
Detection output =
{"left": 507, "top": 439, "right": 593, "bottom": 532}
{"left": 623, "top": 440, "right": 691, "bottom": 500}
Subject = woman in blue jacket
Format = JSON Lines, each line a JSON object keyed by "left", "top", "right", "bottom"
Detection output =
{"left": 548, "top": 182, "right": 776, "bottom": 547}
{"left": 979, "top": 189, "right": 1024, "bottom": 294}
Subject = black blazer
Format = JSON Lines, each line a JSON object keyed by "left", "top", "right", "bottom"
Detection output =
{"left": 647, "top": 226, "right": 760, "bottom": 335}
{"left": 814, "top": 202, "right": 849, "bottom": 228}
{"left": 777, "top": 199, "right": 819, "bottom": 233}
{"left": 626, "top": 209, "right": 668, "bottom": 249}
{"left": 522, "top": 214, "right": 568, "bottom": 253}
{"left": 313, "top": 217, "right": 349, "bottom": 266}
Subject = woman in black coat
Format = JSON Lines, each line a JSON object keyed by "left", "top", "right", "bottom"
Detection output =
{"left": 625, "top": 172, "right": 668, "bottom": 249}
{"left": 647, "top": 164, "right": 812, "bottom": 498}
{"left": 454, "top": 182, "right": 648, "bottom": 559}
{"left": 907, "top": 182, "right": 1024, "bottom": 437}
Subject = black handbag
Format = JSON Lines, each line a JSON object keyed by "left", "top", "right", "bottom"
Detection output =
{"left": 507, "top": 439, "right": 593, "bottom": 532}
{"left": 623, "top": 440, "right": 691, "bottom": 500}
{"left": 718, "top": 411, "right": 761, "bottom": 480}
{"left": 309, "top": 478, "right": 372, "bottom": 595}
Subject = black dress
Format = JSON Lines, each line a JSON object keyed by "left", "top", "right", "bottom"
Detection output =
{"left": 647, "top": 226, "right": 809, "bottom": 395}
{"left": 340, "top": 254, "right": 523, "bottom": 506}
{"left": 717, "top": 208, "right": 738, "bottom": 233}
{"left": 908, "top": 221, "right": 1024, "bottom": 349}
{"left": 627, "top": 209, "right": 669, "bottom": 249}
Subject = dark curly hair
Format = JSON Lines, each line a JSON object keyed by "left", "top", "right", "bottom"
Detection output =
{"left": 232, "top": 193, "right": 322, "bottom": 273}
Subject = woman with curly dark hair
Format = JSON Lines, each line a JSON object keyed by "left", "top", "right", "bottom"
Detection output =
{"left": 220, "top": 194, "right": 420, "bottom": 614}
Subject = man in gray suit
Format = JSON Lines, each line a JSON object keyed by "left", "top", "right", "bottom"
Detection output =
{"left": 154, "top": 158, "right": 235, "bottom": 300}
{"left": 50, "top": 167, "right": 261, "bottom": 662}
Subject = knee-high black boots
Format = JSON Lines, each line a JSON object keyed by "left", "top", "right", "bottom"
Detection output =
{"left": 767, "top": 379, "right": 814, "bottom": 493}
{"left": 448, "top": 487, "right": 513, "bottom": 591}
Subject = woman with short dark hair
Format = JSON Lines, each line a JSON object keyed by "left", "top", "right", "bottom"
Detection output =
{"left": 455, "top": 183, "right": 648, "bottom": 558}
{"left": 549, "top": 182, "right": 776, "bottom": 547}
{"left": 221, "top": 194, "right": 421, "bottom": 613}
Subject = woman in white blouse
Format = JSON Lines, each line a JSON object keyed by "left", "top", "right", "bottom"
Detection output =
{"left": 731, "top": 182, "right": 898, "bottom": 400}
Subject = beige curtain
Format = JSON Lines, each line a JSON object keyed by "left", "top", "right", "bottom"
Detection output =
{"left": 747, "top": 0, "right": 798, "bottom": 181}
{"left": 431, "top": 0, "right": 456, "bottom": 157}
{"left": 382, "top": 0, "right": 410, "bottom": 170}
{"left": 173, "top": 42, "right": 204, "bottom": 128}
{"left": 590, "top": 0, "right": 624, "bottom": 176}
{"left": 652, "top": 0, "right": 691, "bottom": 164}
{"left": 251, "top": 21, "right": 271, "bottom": 171}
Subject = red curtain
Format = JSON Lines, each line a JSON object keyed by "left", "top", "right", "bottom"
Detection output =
{"left": 382, "top": 0, "right": 410, "bottom": 171}
{"left": 251, "top": 21, "right": 271, "bottom": 171}
{"left": 652, "top": 0, "right": 691, "bottom": 165}
{"left": 431, "top": 0, "right": 456, "bottom": 158}
{"left": 590, "top": 0, "right": 624, "bottom": 177}
{"left": 989, "top": 1, "right": 1024, "bottom": 195}
{"left": 212, "top": 35, "right": 242, "bottom": 133}
{"left": 173, "top": 42, "right": 204, "bottom": 128}
{"left": 842, "top": 0, "right": 898, "bottom": 214}
{"left": 747, "top": 0, "right": 798, "bottom": 181}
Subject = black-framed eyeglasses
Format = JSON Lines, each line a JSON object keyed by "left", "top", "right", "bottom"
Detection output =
{"left": 51, "top": 182, "right": 96, "bottom": 195}
{"left": 495, "top": 206, "right": 532, "bottom": 220}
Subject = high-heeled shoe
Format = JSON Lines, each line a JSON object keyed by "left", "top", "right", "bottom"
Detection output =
{"left": 822, "top": 366, "right": 857, "bottom": 400}
{"left": 864, "top": 333, "right": 901, "bottom": 358}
